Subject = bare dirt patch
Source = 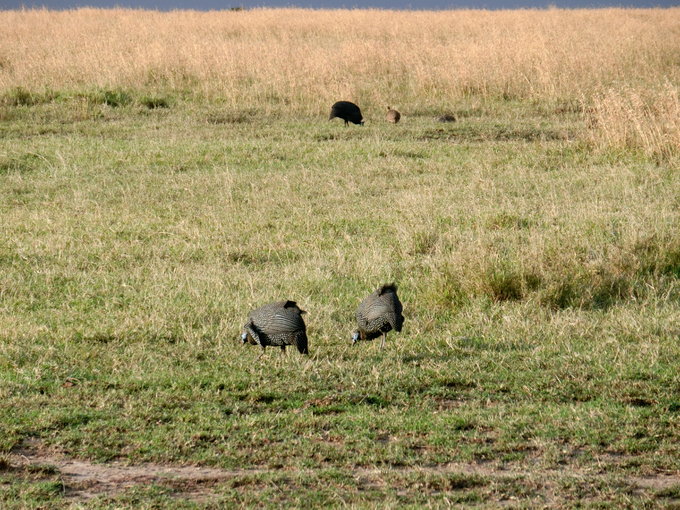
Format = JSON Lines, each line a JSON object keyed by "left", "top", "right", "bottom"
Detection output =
{"left": 632, "top": 475, "right": 680, "bottom": 491}
{"left": 8, "top": 442, "right": 258, "bottom": 502}
{"left": 7, "top": 440, "right": 680, "bottom": 504}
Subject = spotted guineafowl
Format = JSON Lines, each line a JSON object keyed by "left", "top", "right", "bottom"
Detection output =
{"left": 352, "top": 284, "right": 404, "bottom": 350}
{"left": 385, "top": 106, "right": 401, "bottom": 123}
{"left": 329, "top": 101, "right": 364, "bottom": 126}
{"left": 241, "top": 300, "right": 309, "bottom": 355}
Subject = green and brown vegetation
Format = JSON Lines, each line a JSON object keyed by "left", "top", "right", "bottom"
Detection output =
{"left": 1, "top": 7, "right": 679, "bottom": 508}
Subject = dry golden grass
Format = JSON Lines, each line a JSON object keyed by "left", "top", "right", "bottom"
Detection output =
{"left": 589, "top": 83, "right": 680, "bottom": 159}
{"left": 3, "top": 7, "right": 678, "bottom": 156}
{"left": 1, "top": 8, "right": 678, "bottom": 109}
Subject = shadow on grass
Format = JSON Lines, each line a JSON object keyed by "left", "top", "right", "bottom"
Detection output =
{"left": 419, "top": 125, "right": 572, "bottom": 143}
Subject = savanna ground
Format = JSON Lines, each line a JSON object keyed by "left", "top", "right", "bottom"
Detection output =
{"left": 1, "top": 7, "right": 679, "bottom": 508}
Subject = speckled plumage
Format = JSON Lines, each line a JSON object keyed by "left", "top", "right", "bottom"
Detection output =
{"left": 242, "top": 300, "right": 309, "bottom": 354}
{"left": 352, "top": 284, "right": 404, "bottom": 349}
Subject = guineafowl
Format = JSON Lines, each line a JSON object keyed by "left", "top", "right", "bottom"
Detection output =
{"left": 329, "top": 101, "right": 364, "bottom": 126}
{"left": 352, "top": 284, "right": 404, "bottom": 350}
{"left": 385, "top": 106, "right": 401, "bottom": 123}
{"left": 241, "top": 300, "right": 309, "bottom": 355}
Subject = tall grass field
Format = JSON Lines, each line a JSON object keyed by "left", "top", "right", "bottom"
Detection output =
{"left": 1, "top": 7, "right": 679, "bottom": 508}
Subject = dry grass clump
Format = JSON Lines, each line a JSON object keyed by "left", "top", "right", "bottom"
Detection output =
{"left": 422, "top": 230, "right": 680, "bottom": 312}
{"left": 587, "top": 84, "right": 680, "bottom": 160}
{"left": 0, "top": 87, "right": 60, "bottom": 107}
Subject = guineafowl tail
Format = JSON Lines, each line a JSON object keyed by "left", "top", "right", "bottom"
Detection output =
{"left": 395, "top": 313, "right": 405, "bottom": 333}
{"left": 296, "top": 331, "right": 309, "bottom": 354}
{"left": 377, "top": 283, "right": 398, "bottom": 295}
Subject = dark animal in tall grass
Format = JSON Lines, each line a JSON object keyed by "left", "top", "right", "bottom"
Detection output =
{"left": 241, "top": 300, "right": 309, "bottom": 355}
{"left": 329, "top": 101, "right": 364, "bottom": 126}
{"left": 437, "top": 113, "right": 456, "bottom": 123}
{"left": 352, "top": 284, "right": 404, "bottom": 350}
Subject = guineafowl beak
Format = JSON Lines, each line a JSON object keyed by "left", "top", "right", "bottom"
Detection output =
{"left": 351, "top": 331, "right": 359, "bottom": 344}
{"left": 241, "top": 332, "right": 248, "bottom": 344}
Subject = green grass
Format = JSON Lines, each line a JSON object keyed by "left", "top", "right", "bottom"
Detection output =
{"left": 0, "top": 92, "right": 678, "bottom": 507}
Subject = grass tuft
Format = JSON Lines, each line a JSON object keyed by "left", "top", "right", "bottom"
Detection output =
{"left": 140, "top": 95, "right": 171, "bottom": 109}
{"left": 1, "top": 87, "right": 58, "bottom": 106}
{"left": 0, "top": 153, "right": 47, "bottom": 175}
{"left": 588, "top": 83, "right": 680, "bottom": 160}
{"left": 81, "top": 88, "right": 134, "bottom": 107}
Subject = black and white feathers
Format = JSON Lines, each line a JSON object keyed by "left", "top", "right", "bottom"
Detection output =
{"left": 241, "top": 300, "right": 309, "bottom": 354}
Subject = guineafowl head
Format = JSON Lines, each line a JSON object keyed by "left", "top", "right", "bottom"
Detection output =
{"left": 241, "top": 320, "right": 256, "bottom": 345}
{"left": 351, "top": 330, "right": 360, "bottom": 344}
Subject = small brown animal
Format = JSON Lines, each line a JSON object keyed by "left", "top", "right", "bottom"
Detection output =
{"left": 386, "top": 106, "right": 401, "bottom": 123}
{"left": 437, "top": 113, "right": 456, "bottom": 123}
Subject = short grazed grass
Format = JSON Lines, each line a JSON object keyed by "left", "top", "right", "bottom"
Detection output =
{"left": 1, "top": 8, "right": 679, "bottom": 507}
{"left": 1, "top": 91, "right": 678, "bottom": 507}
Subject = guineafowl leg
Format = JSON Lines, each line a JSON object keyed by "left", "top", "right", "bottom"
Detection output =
{"left": 281, "top": 345, "right": 286, "bottom": 355}
{"left": 381, "top": 333, "right": 387, "bottom": 350}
